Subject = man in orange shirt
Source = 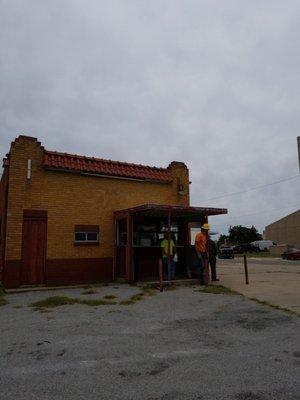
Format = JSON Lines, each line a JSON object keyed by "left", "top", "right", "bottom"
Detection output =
{"left": 195, "top": 223, "right": 210, "bottom": 285}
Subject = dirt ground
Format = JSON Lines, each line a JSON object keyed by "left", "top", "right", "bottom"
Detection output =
{"left": 217, "top": 257, "right": 300, "bottom": 314}
{"left": 0, "top": 283, "right": 299, "bottom": 400}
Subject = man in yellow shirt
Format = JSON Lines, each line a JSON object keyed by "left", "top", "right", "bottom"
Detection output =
{"left": 195, "top": 223, "right": 209, "bottom": 285}
{"left": 161, "top": 233, "right": 176, "bottom": 280}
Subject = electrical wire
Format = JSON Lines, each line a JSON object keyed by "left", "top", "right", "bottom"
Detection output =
{"left": 210, "top": 204, "right": 300, "bottom": 231}
{"left": 212, "top": 203, "right": 300, "bottom": 224}
{"left": 199, "top": 174, "right": 300, "bottom": 202}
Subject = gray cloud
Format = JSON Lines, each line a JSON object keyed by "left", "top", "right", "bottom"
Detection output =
{"left": 1, "top": 0, "right": 299, "bottom": 233}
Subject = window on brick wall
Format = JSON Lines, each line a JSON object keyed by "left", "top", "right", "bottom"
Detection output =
{"left": 74, "top": 225, "right": 99, "bottom": 245}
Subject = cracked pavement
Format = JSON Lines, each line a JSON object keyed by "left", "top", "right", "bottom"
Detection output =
{"left": 0, "top": 284, "right": 299, "bottom": 400}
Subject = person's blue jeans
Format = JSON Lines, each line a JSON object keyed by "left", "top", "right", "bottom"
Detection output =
{"left": 209, "top": 256, "right": 217, "bottom": 281}
{"left": 197, "top": 252, "right": 206, "bottom": 285}
{"left": 162, "top": 257, "right": 175, "bottom": 280}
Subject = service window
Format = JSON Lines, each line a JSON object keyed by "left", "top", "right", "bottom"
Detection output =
{"left": 74, "top": 225, "right": 99, "bottom": 244}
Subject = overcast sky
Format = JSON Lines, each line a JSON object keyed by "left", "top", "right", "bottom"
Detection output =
{"left": 1, "top": 0, "right": 299, "bottom": 234}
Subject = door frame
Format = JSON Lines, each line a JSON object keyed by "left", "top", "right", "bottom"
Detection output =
{"left": 21, "top": 209, "right": 48, "bottom": 285}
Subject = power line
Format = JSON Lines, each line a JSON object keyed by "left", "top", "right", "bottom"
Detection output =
{"left": 199, "top": 174, "right": 300, "bottom": 202}
{"left": 218, "top": 203, "right": 300, "bottom": 222}
{"left": 211, "top": 203, "right": 300, "bottom": 228}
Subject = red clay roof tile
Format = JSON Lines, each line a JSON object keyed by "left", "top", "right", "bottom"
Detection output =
{"left": 43, "top": 150, "right": 173, "bottom": 183}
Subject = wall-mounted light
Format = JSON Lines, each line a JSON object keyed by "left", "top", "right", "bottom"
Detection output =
{"left": 177, "top": 177, "right": 187, "bottom": 195}
{"left": 178, "top": 189, "right": 187, "bottom": 195}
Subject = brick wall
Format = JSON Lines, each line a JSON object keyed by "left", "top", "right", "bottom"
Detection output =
{"left": 4, "top": 136, "right": 190, "bottom": 267}
{"left": 0, "top": 165, "right": 9, "bottom": 280}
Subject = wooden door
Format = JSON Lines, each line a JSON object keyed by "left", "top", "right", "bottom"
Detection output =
{"left": 21, "top": 212, "right": 47, "bottom": 285}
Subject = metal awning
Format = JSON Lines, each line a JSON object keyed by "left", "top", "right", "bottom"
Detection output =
{"left": 114, "top": 203, "right": 227, "bottom": 220}
{"left": 113, "top": 203, "right": 227, "bottom": 283}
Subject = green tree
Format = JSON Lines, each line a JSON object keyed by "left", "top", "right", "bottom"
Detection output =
{"left": 217, "top": 234, "right": 228, "bottom": 248}
{"left": 228, "top": 225, "right": 262, "bottom": 245}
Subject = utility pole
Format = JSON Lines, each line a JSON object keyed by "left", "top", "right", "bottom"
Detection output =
{"left": 297, "top": 136, "right": 300, "bottom": 172}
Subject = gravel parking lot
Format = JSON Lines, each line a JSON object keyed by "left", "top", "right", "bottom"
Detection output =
{"left": 1, "top": 284, "right": 299, "bottom": 400}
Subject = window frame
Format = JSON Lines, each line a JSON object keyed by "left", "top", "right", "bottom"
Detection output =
{"left": 74, "top": 225, "right": 100, "bottom": 246}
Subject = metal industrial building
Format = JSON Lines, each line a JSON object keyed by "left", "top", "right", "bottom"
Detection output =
{"left": 264, "top": 210, "right": 300, "bottom": 247}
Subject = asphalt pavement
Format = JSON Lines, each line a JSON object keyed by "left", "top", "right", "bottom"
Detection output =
{"left": 1, "top": 284, "right": 299, "bottom": 400}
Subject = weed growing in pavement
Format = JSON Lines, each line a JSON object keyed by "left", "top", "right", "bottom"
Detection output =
{"left": 249, "top": 297, "right": 299, "bottom": 316}
{"left": 198, "top": 284, "right": 298, "bottom": 316}
{"left": 29, "top": 295, "right": 117, "bottom": 311}
{"left": 0, "top": 282, "right": 6, "bottom": 295}
{"left": 0, "top": 297, "right": 8, "bottom": 306}
{"left": 119, "top": 286, "right": 158, "bottom": 305}
{"left": 140, "top": 285, "right": 157, "bottom": 296}
{"left": 81, "top": 289, "right": 98, "bottom": 295}
{"left": 79, "top": 298, "right": 117, "bottom": 306}
{"left": 0, "top": 282, "right": 8, "bottom": 306}
{"left": 119, "top": 299, "right": 136, "bottom": 305}
{"left": 30, "top": 296, "right": 77, "bottom": 309}
{"left": 103, "top": 295, "right": 117, "bottom": 299}
{"left": 118, "top": 290, "right": 149, "bottom": 305}
{"left": 28, "top": 284, "right": 159, "bottom": 310}
{"left": 198, "top": 285, "right": 239, "bottom": 295}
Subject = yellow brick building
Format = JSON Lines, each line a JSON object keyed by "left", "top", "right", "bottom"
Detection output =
{"left": 0, "top": 135, "right": 226, "bottom": 288}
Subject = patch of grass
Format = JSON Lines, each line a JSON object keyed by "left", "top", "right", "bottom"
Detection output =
{"left": 0, "top": 297, "right": 8, "bottom": 306}
{"left": 143, "top": 288, "right": 157, "bottom": 296}
{"left": 118, "top": 285, "right": 159, "bottom": 306}
{"left": 119, "top": 299, "right": 136, "bottom": 306}
{"left": 0, "top": 282, "right": 8, "bottom": 306}
{"left": 119, "top": 291, "right": 146, "bottom": 306}
{"left": 103, "top": 295, "right": 117, "bottom": 299}
{"left": 129, "top": 292, "right": 145, "bottom": 302}
{"left": 249, "top": 297, "right": 299, "bottom": 316}
{"left": 0, "top": 282, "right": 6, "bottom": 296}
{"left": 13, "top": 305, "right": 23, "bottom": 309}
{"left": 30, "top": 296, "right": 77, "bottom": 308}
{"left": 81, "top": 289, "right": 98, "bottom": 295}
{"left": 29, "top": 295, "right": 117, "bottom": 311}
{"left": 199, "top": 284, "right": 239, "bottom": 295}
{"left": 140, "top": 284, "right": 157, "bottom": 296}
{"left": 79, "top": 298, "right": 117, "bottom": 306}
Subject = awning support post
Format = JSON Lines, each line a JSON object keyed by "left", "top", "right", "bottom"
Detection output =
{"left": 125, "top": 213, "right": 133, "bottom": 282}
{"left": 113, "top": 216, "right": 117, "bottom": 281}
{"left": 167, "top": 208, "right": 171, "bottom": 281}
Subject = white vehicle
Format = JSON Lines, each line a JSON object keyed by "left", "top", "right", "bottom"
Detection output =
{"left": 251, "top": 240, "right": 275, "bottom": 251}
